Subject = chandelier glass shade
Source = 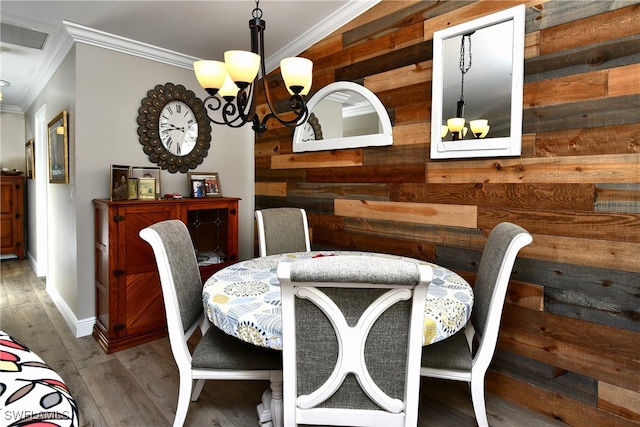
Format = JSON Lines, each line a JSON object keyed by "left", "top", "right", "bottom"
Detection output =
{"left": 193, "top": 0, "right": 312, "bottom": 136}
{"left": 442, "top": 32, "right": 490, "bottom": 141}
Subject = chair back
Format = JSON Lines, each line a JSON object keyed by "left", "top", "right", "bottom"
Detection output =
{"left": 255, "top": 208, "right": 311, "bottom": 256}
{"left": 472, "top": 222, "right": 532, "bottom": 365}
{"left": 139, "top": 220, "right": 204, "bottom": 365}
{"left": 279, "top": 256, "right": 432, "bottom": 427}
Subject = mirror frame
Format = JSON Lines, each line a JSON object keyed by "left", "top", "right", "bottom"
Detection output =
{"left": 430, "top": 5, "right": 525, "bottom": 159}
{"left": 293, "top": 81, "right": 393, "bottom": 153}
{"left": 48, "top": 111, "right": 69, "bottom": 184}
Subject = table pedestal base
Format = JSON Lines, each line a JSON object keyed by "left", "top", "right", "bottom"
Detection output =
{"left": 257, "top": 371, "right": 283, "bottom": 427}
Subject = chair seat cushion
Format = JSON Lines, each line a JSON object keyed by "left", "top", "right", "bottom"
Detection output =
{"left": 421, "top": 330, "right": 472, "bottom": 371}
{"left": 193, "top": 326, "right": 282, "bottom": 370}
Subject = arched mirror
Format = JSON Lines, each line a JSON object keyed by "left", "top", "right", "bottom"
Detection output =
{"left": 293, "top": 81, "right": 393, "bottom": 153}
{"left": 430, "top": 5, "right": 525, "bottom": 159}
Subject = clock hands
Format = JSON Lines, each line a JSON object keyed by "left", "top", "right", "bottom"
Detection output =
{"left": 166, "top": 123, "right": 185, "bottom": 132}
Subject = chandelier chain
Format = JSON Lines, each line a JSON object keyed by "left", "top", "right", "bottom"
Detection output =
{"left": 459, "top": 33, "right": 472, "bottom": 102}
{"left": 253, "top": 0, "right": 263, "bottom": 19}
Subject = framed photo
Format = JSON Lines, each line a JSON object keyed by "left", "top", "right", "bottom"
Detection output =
{"left": 187, "top": 172, "right": 222, "bottom": 197}
{"left": 138, "top": 178, "right": 156, "bottom": 200}
{"left": 131, "top": 166, "right": 161, "bottom": 198}
{"left": 191, "top": 179, "right": 207, "bottom": 198}
{"left": 110, "top": 165, "right": 130, "bottom": 201}
{"left": 48, "top": 111, "right": 69, "bottom": 184}
{"left": 25, "top": 139, "right": 34, "bottom": 179}
{"left": 128, "top": 178, "right": 138, "bottom": 200}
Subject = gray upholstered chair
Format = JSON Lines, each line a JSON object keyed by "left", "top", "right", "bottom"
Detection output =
{"left": 278, "top": 256, "right": 433, "bottom": 427}
{"left": 420, "top": 222, "right": 532, "bottom": 427}
{"left": 139, "top": 220, "right": 282, "bottom": 427}
{"left": 255, "top": 207, "right": 311, "bottom": 257}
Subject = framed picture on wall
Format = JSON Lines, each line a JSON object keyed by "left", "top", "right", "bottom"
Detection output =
{"left": 110, "top": 164, "right": 130, "bottom": 201}
{"left": 25, "top": 139, "right": 34, "bottom": 179}
{"left": 131, "top": 166, "right": 161, "bottom": 198}
{"left": 187, "top": 172, "right": 222, "bottom": 197}
{"left": 48, "top": 111, "right": 69, "bottom": 183}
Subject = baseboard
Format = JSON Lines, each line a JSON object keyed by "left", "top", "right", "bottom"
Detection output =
{"left": 46, "top": 284, "right": 95, "bottom": 338}
{"left": 26, "top": 251, "right": 46, "bottom": 277}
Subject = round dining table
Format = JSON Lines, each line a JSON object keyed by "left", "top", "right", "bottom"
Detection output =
{"left": 203, "top": 251, "right": 474, "bottom": 350}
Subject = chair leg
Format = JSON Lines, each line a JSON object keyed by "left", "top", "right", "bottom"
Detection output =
{"left": 270, "top": 371, "right": 283, "bottom": 427}
{"left": 470, "top": 378, "right": 489, "bottom": 427}
{"left": 174, "top": 372, "right": 193, "bottom": 427}
{"left": 191, "top": 379, "right": 206, "bottom": 401}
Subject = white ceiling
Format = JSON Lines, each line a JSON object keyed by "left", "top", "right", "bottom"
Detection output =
{"left": 0, "top": 0, "right": 378, "bottom": 113}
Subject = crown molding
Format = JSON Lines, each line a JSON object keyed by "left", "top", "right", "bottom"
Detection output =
{"left": 63, "top": 21, "right": 199, "bottom": 69}
{"left": 14, "top": 1, "right": 380, "bottom": 113}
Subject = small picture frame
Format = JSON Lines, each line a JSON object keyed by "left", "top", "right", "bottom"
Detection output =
{"left": 110, "top": 164, "right": 130, "bottom": 201}
{"left": 138, "top": 178, "right": 156, "bottom": 200}
{"left": 128, "top": 178, "right": 138, "bottom": 200}
{"left": 187, "top": 172, "right": 222, "bottom": 197}
{"left": 25, "top": 139, "right": 34, "bottom": 179}
{"left": 191, "top": 179, "right": 207, "bottom": 198}
{"left": 131, "top": 166, "right": 161, "bottom": 198}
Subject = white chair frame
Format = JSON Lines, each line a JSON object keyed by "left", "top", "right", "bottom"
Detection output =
{"left": 420, "top": 223, "right": 532, "bottom": 427}
{"left": 279, "top": 258, "right": 432, "bottom": 427}
{"left": 140, "top": 222, "right": 283, "bottom": 427}
{"left": 255, "top": 208, "right": 311, "bottom": 257}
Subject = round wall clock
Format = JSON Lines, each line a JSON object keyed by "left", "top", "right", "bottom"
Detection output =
{"left": 301, "top": 112, "right": 323, "bottom": 142}
{"left": 137, "top": 83, "right": 212, "bottom": 173}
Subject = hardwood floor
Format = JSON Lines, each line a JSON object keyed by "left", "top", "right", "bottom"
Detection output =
{"left": 0, "top": 259, "right": 568, "bottom": 427}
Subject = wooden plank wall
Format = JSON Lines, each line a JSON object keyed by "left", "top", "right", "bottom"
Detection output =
{"left": 254, "top": 1, "right": 640, "bottom": 425}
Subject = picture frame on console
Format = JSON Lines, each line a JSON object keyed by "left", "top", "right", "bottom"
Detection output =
{"left": 110, "top": 165, "right": 130, "bottom": 201}
{"left": 187, "top": 172, "right": 222, "bottom": 197}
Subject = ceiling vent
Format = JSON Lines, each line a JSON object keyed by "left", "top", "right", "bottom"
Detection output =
{"left": 0, "top": 21, "right": 49, "bottom": 50}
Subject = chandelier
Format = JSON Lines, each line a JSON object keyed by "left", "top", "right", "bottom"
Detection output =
{"left": 193, "top": 0, "right": 312, "bottom": 137}
{"left": 441, "top": 31, "right": 490, "bottom": 141}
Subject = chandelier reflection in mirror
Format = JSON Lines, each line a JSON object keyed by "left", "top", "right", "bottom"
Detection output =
{"left": 442, "top": 32, "right": 490, "bottom": 141}
{"left": 193, "top": 0, "right": 312, "bottom": 137}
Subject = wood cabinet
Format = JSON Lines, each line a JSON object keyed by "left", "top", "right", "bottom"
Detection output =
{"left": 93, "top": 197, "right": 239, "bottom": 353}
{"left": 0, "top": 176, "right": 25, "bottom": 260}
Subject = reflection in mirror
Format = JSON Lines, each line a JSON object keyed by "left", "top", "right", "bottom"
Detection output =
{"left": 293, "top": 81, "right": 393, "bottom": 153}
{"left": 430, "top": 5, "right": 525, "bottom": 159}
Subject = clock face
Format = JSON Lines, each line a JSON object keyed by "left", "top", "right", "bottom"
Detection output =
{"left": 301, "top": 112, "right": 323, "bottom": 142}
{"left": 302, "top": 121, "right": 316, "bottom": 142}
{"left": 137, "top": 83, "right": 211, "bottom": 173}
{"left": 159, "top": 101, "right": 198, "bottom": 156}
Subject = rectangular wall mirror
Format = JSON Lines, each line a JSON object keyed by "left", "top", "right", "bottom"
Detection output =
{"left": 430, "top": 5, "right": 525, "bottom": 159}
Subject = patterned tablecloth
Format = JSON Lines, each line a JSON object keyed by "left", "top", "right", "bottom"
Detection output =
{"left": 203, "top": 251, "right": 473, "bottom": 350}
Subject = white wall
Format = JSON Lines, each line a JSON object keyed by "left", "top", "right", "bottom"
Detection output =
{"left": 0, "top": 112, "right": 26, "bottom": 170}
{"left": 22, "top": 43, "right": 255, "bottom": 336}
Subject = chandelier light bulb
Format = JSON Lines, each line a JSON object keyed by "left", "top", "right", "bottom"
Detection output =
{"left": 470, "top": 119, "right": 489, "bottom": 138}
{"left": 194, "top": 60, "right": 228, "bottom": 95}
{"left": 281, "top": 57, "right": 313, "bottom": 95}
{"left": 447, "top": 117, "right": 465, "bottom": 133}
{"left": 218, "top": 73, "right": 240, "bottom": 101}
{"left": 224, "top": 50, "right": 261, "bottom": 89}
